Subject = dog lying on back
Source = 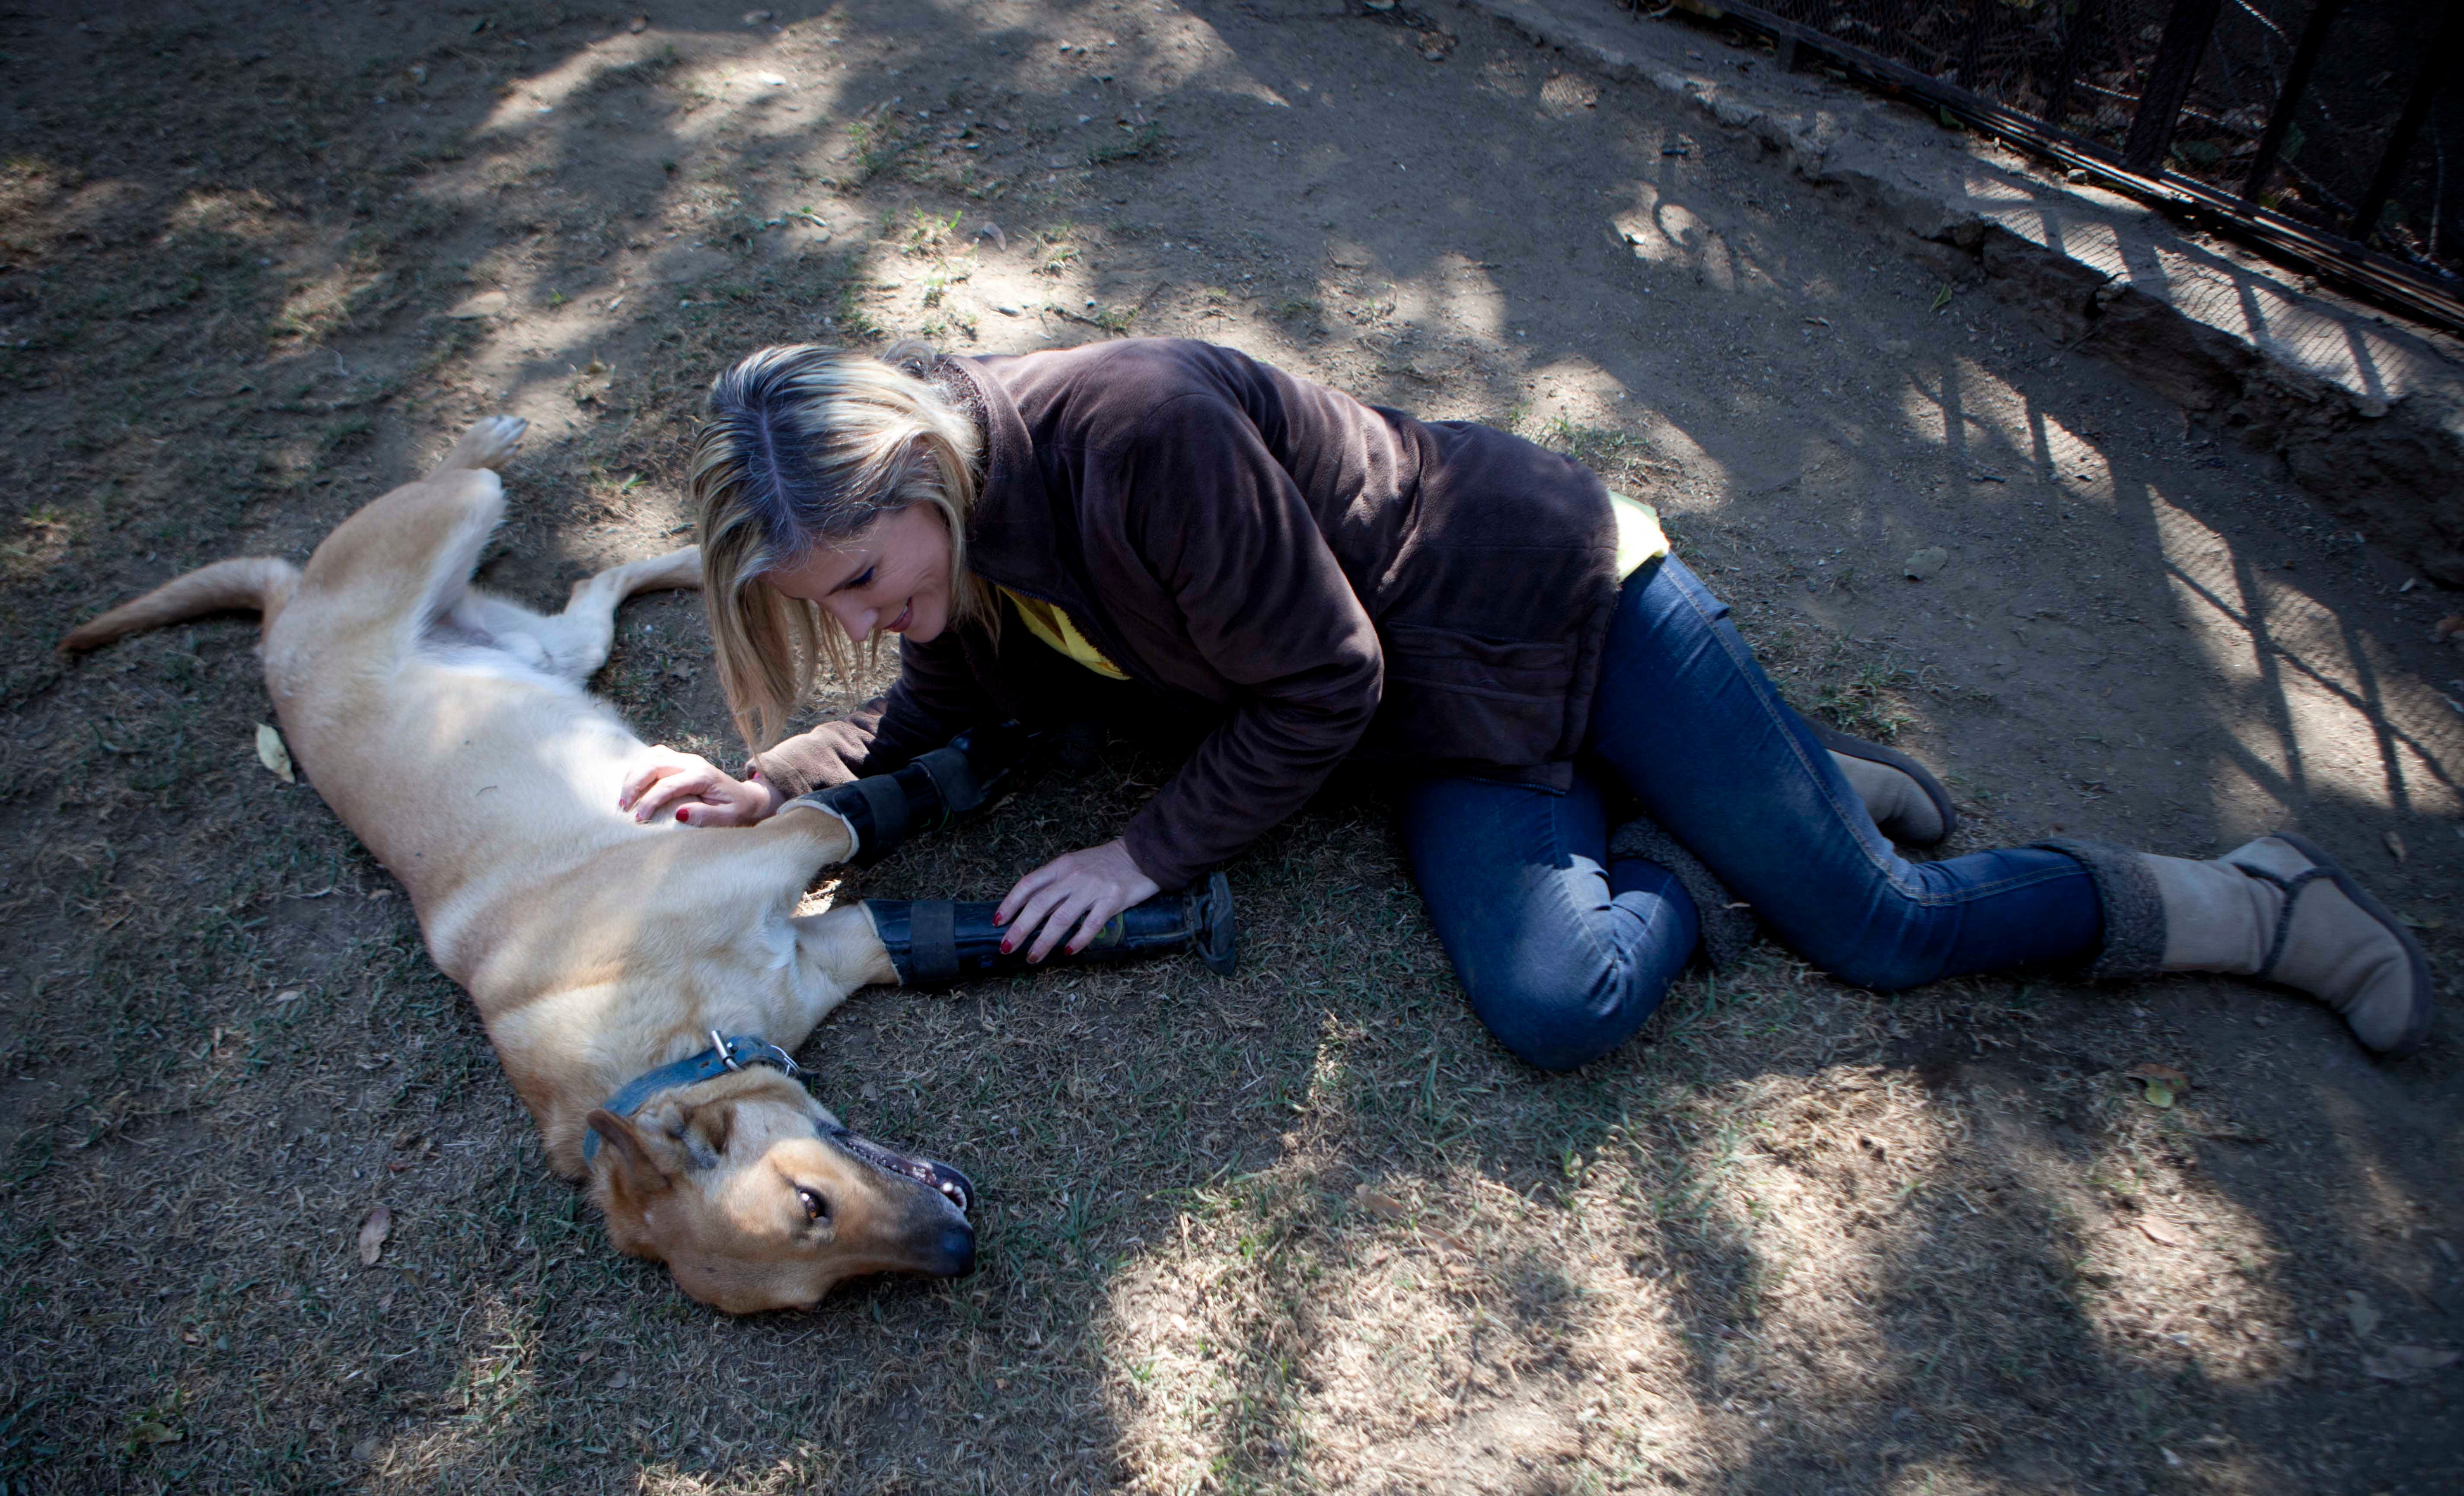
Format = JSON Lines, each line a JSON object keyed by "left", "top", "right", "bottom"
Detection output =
{"left": 61, "top": 417, "right": 972, "bottom": 1313}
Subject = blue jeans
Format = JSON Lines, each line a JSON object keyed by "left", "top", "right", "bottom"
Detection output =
{"left": 1400, "top": 556, "right": 2103, "bottom": 1071}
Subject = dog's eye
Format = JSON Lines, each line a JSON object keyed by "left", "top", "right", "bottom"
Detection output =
{"left": 797, "top": 1187, "right": 828, "bottom": 1222}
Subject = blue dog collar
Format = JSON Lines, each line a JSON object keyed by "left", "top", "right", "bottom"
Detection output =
{"left": 582, "top": 1031, "right": 802, "bottom": 1163}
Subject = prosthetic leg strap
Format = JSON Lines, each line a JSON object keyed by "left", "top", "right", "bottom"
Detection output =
{"left": 907, "top": 899, "right": 962, "bottom": 985}
{"left": 853, "top": 772, "right": 909, "bottom": 855}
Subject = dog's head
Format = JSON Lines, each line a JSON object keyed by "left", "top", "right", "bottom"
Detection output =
{"left": 585, "top": 1068, "right": 975, "bottom": 1313}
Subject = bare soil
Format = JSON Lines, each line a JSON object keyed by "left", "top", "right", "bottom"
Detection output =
{"left": 2, "top": 2, "right": 2459, "bottom": 1493}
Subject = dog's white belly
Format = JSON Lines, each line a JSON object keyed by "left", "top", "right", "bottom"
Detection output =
{"left": 282, "top": 644, "right": 685, "bottom": 968}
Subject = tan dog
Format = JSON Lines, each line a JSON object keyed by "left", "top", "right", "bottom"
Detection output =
{"left": 61, "top": 417, "right": 972, "bottom": 1313}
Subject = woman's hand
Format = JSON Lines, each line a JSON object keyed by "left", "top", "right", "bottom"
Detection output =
{"left": 995, "top": 839, "right": 1160, "bottom": 962}
{"left": 617, "top": 748, "right": 785, "bottom": 828}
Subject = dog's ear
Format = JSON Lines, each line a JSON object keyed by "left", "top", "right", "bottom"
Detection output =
{"left": 586, "top": 1108, "right": 674, "bottom": 1200}
{"left": 682, "top": 1098, "right": 734, "bottom": 1161}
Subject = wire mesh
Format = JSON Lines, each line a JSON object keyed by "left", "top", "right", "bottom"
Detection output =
{"left": 1728, "top": 0, "right": 2463, "bottom": 298}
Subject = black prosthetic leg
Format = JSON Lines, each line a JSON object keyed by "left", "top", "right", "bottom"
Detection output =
{"left": 783, "top": 720, "right": 1035, "bottom": 867}
{"left": 865, "top": 873, "right": 1238, "bottom": 987}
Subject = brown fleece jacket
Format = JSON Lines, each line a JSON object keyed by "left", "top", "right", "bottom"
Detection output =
{"left": 756, "top": 338, "right": 1621, "bottom": 890}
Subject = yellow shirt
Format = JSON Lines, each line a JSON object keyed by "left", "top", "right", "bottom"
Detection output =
{"left": 1610, "top": 491, "right": 1670, "bottom": 578}
{"left": 1001, "top": 495, "right": 1666, "bottom": 680}
{"left": 1001, "top": 587, "right": 1129, "bottom": 679}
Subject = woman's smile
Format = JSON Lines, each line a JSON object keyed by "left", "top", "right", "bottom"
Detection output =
{"left": 764, "top": 503, "right": 952, "bottom": 645}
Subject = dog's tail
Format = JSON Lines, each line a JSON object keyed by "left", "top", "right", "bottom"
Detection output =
{"left": 59, "top": 557, "right": 301, "bottom": 653}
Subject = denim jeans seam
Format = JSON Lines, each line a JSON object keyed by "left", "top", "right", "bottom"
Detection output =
{"left": 1671, "top": 573, "right": 1916, "bottom": 894}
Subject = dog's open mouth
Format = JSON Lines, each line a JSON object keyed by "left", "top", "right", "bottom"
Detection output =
{"left": 824, "top": 1125, "right": 974, "bottom": 1216}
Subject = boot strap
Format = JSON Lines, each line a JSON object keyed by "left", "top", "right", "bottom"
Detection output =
{"left": 908, "top": 900, "right": 961, "bottom": 985}
{"left": 2234, "top": 862, "right": 2328, "bottom": 980}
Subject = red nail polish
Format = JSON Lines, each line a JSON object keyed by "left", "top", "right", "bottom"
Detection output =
{"left": 1000, "top": 940, "right": 1014, "bottom": 954}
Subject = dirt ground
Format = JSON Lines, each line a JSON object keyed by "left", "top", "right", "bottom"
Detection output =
{"left": 3, "top": 1, "right": 2461, "bottom": 1492}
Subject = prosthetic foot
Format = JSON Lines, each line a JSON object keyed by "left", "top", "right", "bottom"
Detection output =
{"left": 786, "top": 720, "right": 1035, "bottom": 867}
{"left": 865, "top": 873, "right": 1238, "bottom": 987}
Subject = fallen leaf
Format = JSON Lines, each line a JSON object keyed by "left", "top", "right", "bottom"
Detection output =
{"left": 628, "top": 15, "right": 649, "bottom": 33}
{"left": 352, "top": 1436, "right": 379, "bottom": 1463}
{"left": 2362, "top": 1346, "right": 2459, "bottom": 1381}
{"left": 255, "top": 723, "right": 295, "bottom": 782}
{"left": 573, "top": 358, "right": 614, "bottom": 406}
{"left": 2127, "top": 1062, "right": 2188, "bottom": 1107}
{"left": 1354, "top": 1186, "right": 1409, "bottom": 1220}
{"left": 1902, "top": 546, "right": 1948, "bottom": 580}
{"left": 2397, "top": 911, "right": 2444, "bottom": 930}
{"left": 978, "top": 221, "right": 1008, "bottom": 251}
{"left": 2383, "top": 830, "right": 2407, "bottom": 862}
{"left": 2136, "top": 1214, "right": 2189, "bottom": 1246}
{"left": 359, "top": 1205, "right": 392, "bottom": 1266}
{"left": 127, "top": 1418, "right": 182, "bottom": 1447}
{"left": 2346, "top": 1289, "right": 2381, "bottom": 1339}
{"left": 2433, "top": 614, "right": 2461, "bottom": 641}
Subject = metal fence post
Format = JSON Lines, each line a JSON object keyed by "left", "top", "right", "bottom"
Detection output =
{"left": 2122, "top": 0, "right": 2227, "bottom": 173}
{"left": 2043, "top": 0, "right": 2104, "bottom": 130}
{"left": 2348, "top": 3, "right": 2464, "bottom": 245}
{"left": 2240, "top": 0, "right": 2345, "bottom": 206}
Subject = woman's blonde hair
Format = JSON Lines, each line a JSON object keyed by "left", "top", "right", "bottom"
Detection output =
{"left": 689, "top": 341, "right": 990, "bottom": 756}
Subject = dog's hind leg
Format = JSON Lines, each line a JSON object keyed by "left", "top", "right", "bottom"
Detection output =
{"left": 465, "top": 545, "right": 703, "bottom": 685}
{"left": 427, "top": 415, "right": 528, "bottom": 478}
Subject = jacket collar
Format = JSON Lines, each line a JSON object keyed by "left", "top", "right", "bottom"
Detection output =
{"left": 939, "top": 354, "right": 1083, "bottom": 609}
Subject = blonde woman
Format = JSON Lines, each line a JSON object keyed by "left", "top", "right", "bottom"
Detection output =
{"left": 618, "top": 338, "right": 2430, "bottom": 1069}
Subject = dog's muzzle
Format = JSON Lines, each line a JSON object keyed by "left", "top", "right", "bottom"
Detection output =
{"left": 822, "top": 1123, "right": 975, "bottom": 1217}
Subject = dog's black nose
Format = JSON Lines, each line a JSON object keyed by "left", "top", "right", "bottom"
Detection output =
{"left": 934, "top": 1223, "right": 976, "bottom": 1278}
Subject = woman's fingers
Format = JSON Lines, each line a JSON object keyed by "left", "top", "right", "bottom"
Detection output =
{"left": 998, "top": 841, "right": 1158, "bottom": 958}
{"left": 995, "top": 859, "right": 1062, "bottom": 928}
{"left": 1001, "top": 878, "right": 1074, "bottom": 958}
{"left": 628, "top": 769, "right": 713, "bottom": 822}
{"left": 676, "top": 796, "right": 743, "bottom": 828}
{"left": 1024, "top": 884, "right": 1102, "bottom": 963}
{"left": 616, "top": 755, "right": 679, "bottom": 809}
{"left": 1060, "top": 891, "right": 1127, "bottom": 956}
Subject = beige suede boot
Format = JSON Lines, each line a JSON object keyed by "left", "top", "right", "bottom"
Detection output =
{"left": 2063, "top": 833, "right": 2433, "bottom": 1057}
{"left": 1807, "top": 722, "right": 1958, "bottom": 846}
